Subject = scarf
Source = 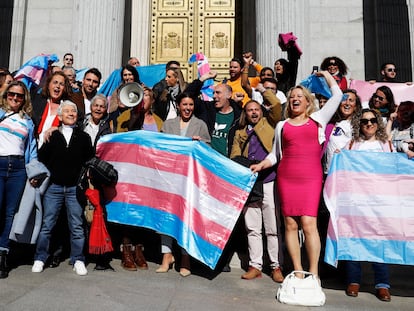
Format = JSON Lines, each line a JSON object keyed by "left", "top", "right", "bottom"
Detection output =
{"left": 37, "top": 101, "right": 60, "bottom": 134}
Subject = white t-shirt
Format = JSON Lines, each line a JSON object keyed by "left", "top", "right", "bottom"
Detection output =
{"left": 0, "top": 113, "right": 28, "bottom": 156}
{"left": 355, "top": 140, "right": 385, "bottom": 152}
{"left": 252, "top": 88, "right": 287, "bottom": 105}
{"left": 325, "top": 120, "right": 352, "bottom": 173}
{"left": 84, "top": 98, "right": 91, "bottom": 115}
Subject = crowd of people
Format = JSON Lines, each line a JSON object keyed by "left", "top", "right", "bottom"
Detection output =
{"left": 0, "top": 46, "right": 413, "bottom": 305}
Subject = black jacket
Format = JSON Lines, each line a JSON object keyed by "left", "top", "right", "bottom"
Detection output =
{"left": 39, "top": 127, "right": 94, "bottom": 186}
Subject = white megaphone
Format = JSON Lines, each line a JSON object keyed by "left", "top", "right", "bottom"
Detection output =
{"left": 119, "top": 82, "right": 144, "bottom": 107}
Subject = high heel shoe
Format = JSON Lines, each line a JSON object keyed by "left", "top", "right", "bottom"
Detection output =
{"left": 156, "top": 253, "right": 175, "bottom": 273}
{"left": 179, "top": 254, "right": 191, "bottom": 277}
{"left": 179, "top": 268, "right": 191, "bottom": 277}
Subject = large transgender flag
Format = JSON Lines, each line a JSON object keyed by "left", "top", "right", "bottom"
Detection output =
{"left": 323, "top": 150, "right": 414, "bottom": 267}
{"left": 96, "top": 131, "right": 256, "bottom": 269}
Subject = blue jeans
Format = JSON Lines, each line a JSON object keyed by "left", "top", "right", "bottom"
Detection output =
{"left": 0, "top": 156, "right": 26, "bottom": 252}
{"left": 35, "top": 184, "right": 85, "bottom": 263}
{"left": 346, "top": 261, "right": 390, "bottom": 289}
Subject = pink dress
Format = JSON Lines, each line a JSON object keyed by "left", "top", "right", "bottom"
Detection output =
{"left": 277, "top": 119, "right": 322, "bottom": 217}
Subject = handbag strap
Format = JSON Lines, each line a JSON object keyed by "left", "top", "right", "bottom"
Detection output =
{"left": 0, "top": 111, "right": 17, "bottom": 123}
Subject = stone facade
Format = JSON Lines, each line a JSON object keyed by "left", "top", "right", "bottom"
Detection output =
{"left": 7, "top": 0, "right": 414, "bottom": 83}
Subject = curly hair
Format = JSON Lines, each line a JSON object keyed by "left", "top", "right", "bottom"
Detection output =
{"left": 285, "top": 85, "right": 316, "bottom": 119}
{"left": 0, "top": 80, "right": 33, "bottom": 117}
{"left": 41, "top": 71, "right": 73, "bottom": 100}
{"left": 320, "top": 56, "right": 348, "bottom": 75}
{"left": 351, "top": 108, "right": 389, "bottom": 143}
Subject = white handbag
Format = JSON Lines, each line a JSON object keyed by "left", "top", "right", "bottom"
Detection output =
{"left": 276, "top": 271, "right": 326, "bottom": 306}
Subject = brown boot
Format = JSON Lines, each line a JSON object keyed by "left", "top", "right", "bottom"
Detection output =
{"left": 134, "top": 244, "right": 148, "bottom": 270}
{"left": 271, "top": 267, "right": 284, "bottom": 283}
{"left": 121, "top": 244, "right": 137, "bottom": 271}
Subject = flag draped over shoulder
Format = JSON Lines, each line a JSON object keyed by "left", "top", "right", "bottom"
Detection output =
{"left": 323, "top": 150, "right": 414, "bottom": 267}
{"left": 14, "top": 54, "right": 59, "bottom": 90}
{"left": 96, "top": 131, "right": 256, "bottom": 269}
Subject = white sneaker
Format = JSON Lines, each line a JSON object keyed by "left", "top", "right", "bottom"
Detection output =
{"left": 32, "top": 260, "right": 44, "bottom": 273}
{"left": 73, "top": 260, "right": 88, "bottom": 276}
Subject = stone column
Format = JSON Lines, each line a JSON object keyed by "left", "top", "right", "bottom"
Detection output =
{"left": 72, "top": 0, "right": 125, "bottom": 80}
{"left": 130, "top": 0, "right": 151, "bottom": 65}
{"left": 255, "top": 0, "right": 308, "bottom": 85}
{"left": 9, "top": 0, "right": 27, "bottom": 70}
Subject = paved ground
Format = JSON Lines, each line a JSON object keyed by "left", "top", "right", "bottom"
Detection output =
{"left": 1, "top": 254, "right": 413, "bottom": 311}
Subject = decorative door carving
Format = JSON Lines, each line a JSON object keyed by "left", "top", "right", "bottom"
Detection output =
{"left": 151, "top": 0, "right": 235, "bottom": 81}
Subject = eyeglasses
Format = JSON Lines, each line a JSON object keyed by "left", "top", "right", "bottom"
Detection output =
{"left": 372, "top": 94, "right": 385, "bottom": 101}
{"left": 7, "top": 91, "right": 25, "bottom": 101}
{"left": 65, "top": 58, "right": 73, "bottom": 61}
{"left": 329, "top": 61, "right": 337, "bottom": 66}
{"left": 360, "top": 118, "right": 378, "bottom": 126}
{"left": 386, "top": 68, "right": 396, "bottom": 72}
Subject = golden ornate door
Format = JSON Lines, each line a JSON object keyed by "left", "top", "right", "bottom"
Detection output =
{"left": 151, "top": 0, "right": 235, "bottom": 82}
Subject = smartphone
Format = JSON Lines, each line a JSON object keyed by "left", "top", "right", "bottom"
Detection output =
{"left": 311, "top": 66, "right": 318, "bottom": 74}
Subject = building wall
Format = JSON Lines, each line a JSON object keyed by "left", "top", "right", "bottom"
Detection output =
{"left": 9, "top": 0, "right": 73, "bottom": 71}
{"left": 9, "top": 0, "right": 125, "bottom": 80}
{"left": 8, "top": 0, "right": 413, "bottom": 83}
{"left": 256, "top": 0, "right": 365, "bottom": 84}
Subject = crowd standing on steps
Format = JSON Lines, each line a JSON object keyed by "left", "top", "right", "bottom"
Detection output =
{"left": 0, "top": 43, "right": 413, "bottom": 306}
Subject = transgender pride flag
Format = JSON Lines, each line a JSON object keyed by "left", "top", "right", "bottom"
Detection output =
{"left": 14, "top": 54, "right": 59, "bottom": 90}
{"left": 188, "top": 53, "right": 214, "bottom": 101}
{"left": 323, "top": 150, "right": 414, "bottom": 267}
{"left": 96, "top": 131, "right": 256, "bottom": 269}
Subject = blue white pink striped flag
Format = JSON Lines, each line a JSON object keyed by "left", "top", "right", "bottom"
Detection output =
{"left": 96, "top": 131, "right": 256, "bottom": 269}
{"left": 323, "top": 150, "right": 414, "bottom": 267}
{"left": 14, "top": 54, "right": 59, "bottom": 90}
{"left": 189, "top": 53, "right": 214, "bottom": 101}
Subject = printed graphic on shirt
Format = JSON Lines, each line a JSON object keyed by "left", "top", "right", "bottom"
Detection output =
{"left": 211, "top": 111, "right": 234, "bottom": 156}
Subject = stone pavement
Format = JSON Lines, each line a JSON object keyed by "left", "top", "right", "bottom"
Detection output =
{"left": 0, "top": 256, "right": 413, "bottom": 311}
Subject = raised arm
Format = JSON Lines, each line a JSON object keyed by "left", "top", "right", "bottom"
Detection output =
{"left": 314, "top": 71, "right": 343, "bottom": 125}
{"left": 241, "top": 53, "right": 253, "bottom": 98}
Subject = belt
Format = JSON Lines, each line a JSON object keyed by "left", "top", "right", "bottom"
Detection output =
{"left": 0, "top": 155, "right": 24, "bottom": 159}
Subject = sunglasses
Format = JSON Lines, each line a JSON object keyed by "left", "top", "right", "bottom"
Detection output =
{"left": 386, "top": 68, "right": 396, "bottom": 72}
{"left": 65, "top": 58, "right": 73, "bottom": 61}
{"left": 329, "top": 61, "right": 337, "bottom": 66}
{"left": 7, "top": 91, "right": 25, "bottom": 101}
{"left": 360, "top": 118, "right": 378, "bottom": 126}
{"left": 372, "top": 94, "right": 385, "bottom": 101}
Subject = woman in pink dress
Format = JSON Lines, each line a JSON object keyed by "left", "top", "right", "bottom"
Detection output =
{"left": 252, "top": 71, "right": 342, "bottom": 277}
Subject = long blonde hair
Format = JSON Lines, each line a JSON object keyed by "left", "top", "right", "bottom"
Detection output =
{"left": 0, "top": 81, "right": 33, "bottom": 117}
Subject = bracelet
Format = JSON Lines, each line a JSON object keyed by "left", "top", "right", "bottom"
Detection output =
{"left": 242, "top": 71, "right": 249, "bottom": 74}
